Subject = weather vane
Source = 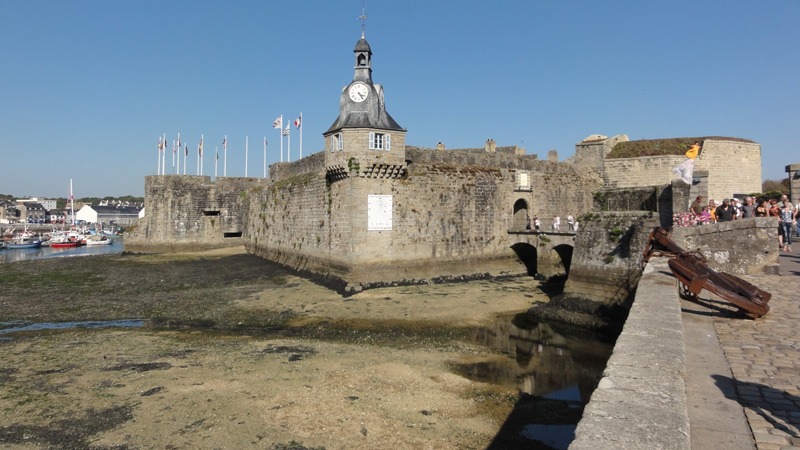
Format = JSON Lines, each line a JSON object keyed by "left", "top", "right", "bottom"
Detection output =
{"left": 359, "top": 0, "right": 367, "bottom": 37}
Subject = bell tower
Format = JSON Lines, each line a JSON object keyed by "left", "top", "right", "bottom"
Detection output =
{"left": 323, "top": 32, "right": 406, "bottom": 180}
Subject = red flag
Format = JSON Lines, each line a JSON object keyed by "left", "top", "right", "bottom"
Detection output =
{"left": 222, "top": 137, "right": 226, "bottom": 150}
{"left": 294, "top": 116, "right": 302, "bottom": 129}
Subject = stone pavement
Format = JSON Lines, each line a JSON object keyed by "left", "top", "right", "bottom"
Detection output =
{"left": 689, "top": 246, "right": 800, "bottom": 449}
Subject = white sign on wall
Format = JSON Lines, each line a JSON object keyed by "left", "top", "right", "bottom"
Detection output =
{"left": 367, "top": 194, "right": 392, "bottom": 231}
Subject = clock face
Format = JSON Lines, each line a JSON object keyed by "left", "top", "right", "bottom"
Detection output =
{"left": 348, "top": 83, "right": 369, "bottom": 102}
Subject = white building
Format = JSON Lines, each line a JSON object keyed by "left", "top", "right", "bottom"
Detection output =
{"left": 75, "top": 204, "right": 142, "bottom": 225}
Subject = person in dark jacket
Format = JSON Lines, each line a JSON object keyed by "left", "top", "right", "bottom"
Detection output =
{"left": 715, "top": 198, "right": 736, "bottom": 222}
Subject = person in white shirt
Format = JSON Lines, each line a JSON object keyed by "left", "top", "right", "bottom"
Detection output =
{"left": 567, "top": 213, "right": 575, "bottom": 230}
{"left": 553, "top": 215, "right": 561, "bottom": 232}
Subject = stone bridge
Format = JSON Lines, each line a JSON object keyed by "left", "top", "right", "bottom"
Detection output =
{"left": 507, "top": 230, "right": 577, "bottom": 278}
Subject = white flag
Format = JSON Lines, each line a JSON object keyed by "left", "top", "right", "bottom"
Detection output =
{"left": 273, "top": 116, "right": 282, "bottom": 129}
{"left": 282, "top": 124, "right": 290, "bottom": 136}
{"left": 673, "top": 158, "right": 695, "bottom": 185}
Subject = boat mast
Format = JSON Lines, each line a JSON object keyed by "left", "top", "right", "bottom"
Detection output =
{"left": 70, "top": 179, "right": 75, "bottom": 229}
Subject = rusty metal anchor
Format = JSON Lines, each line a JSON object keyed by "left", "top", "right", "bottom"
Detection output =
{"left": 642, "top": 227, "right": 771, "bottom": 318}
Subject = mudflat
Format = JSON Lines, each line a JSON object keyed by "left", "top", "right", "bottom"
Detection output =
{"left": 0, "top": 246, "right": 546, "bottom": 449}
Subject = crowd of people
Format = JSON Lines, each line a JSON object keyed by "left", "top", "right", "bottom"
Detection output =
{"left": 678, "top": 194, "right": 799, "bottom": 252}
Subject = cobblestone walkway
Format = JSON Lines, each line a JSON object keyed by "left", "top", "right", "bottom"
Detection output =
{"left": 714, "top": 249, "right": 800, "bottom": 449}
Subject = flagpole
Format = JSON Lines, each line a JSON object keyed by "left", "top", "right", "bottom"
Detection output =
{"left": 184, "top": 143, "right": 187, "bottom": 175}
{"left": 168, "top": 133, "right": 173, "bottom": 173}
{"left": 263, "top": 137, "right": 267, "bottom": 178}
{"left": 215, "top": 146, "right": 218, "bottom": 179}
{"left": 157, "top": 137, "right": 161, "bottom": 175}
{"left": 173, "top": 140, "right": 177, "bottom": 175}
{"left": 299, "top": 113, "right": 303, "bottom": 158}
{"left": 200, "top": 134, "right": 204, "bottom": 176}
{"left": 287, "top": 128, "right": 291, "bottom": 162}
{"left": 161, "top": 137, "right": 166, "bottom": 175}
{"left": 280, "top": 114, "right": 283, "bottom": 162}
{"left": 223, "top": 135, "right": 227, "bottom": 177}
{"left": 245, "top": 136, "right": 249, "bottom": 177}
{"left": 178, "top": 132, "right": 182, "bottom": 175}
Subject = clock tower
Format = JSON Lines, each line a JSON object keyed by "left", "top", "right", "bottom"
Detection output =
{"left": 324, "top": 32, "right": 406, "bottom": 179}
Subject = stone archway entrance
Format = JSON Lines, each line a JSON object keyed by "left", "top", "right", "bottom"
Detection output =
{"left": 513, "top": 199, "right": 529, "bottom": 230}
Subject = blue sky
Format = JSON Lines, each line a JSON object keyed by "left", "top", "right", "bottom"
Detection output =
{"left": 1, "top": 1, "right": 798, "bottom": 198}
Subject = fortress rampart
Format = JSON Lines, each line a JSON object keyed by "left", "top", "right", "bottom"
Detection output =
{"left": 574, "top": 136, "right": 763, "bottom": 203}
{"left": 242, "top": 146, "right": 601, "bottom": 292}
{"left": 126, "top": 175, "right": 265, "bottom": 253}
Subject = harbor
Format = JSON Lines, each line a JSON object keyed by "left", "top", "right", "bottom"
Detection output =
{"left": 0, "top": 223, "right": 125, "bottom": 263}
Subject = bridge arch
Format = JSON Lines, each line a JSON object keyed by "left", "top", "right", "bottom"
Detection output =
{"left": 512, "top": 199, "right": 529, "bottom": 230}
{"left": 552, "top": 243, "right": 574, "bottom": 274}
{"left": 510, "top": 242, "right": 538, "bottom": 276}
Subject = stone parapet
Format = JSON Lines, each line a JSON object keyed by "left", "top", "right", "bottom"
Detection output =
{"left": 570, "top": 258, "right": 690, "bottom": 450}
{"left": 669, "top": 217, "right": 779, "bottom": 275}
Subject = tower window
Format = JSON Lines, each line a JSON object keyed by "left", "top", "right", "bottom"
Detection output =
{"left": 357, "top": 54, "right": 367, "bottom": 67}
{"left": 369, "top": 132, "right": 390, "bottom": 151}
{"left": 332, "top": 133, "right": 343, "bottom": 152}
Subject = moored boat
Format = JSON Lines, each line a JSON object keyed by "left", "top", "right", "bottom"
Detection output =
{"left": 6, "top": 239, "right": 43, "bottom": 249}
{"left": 84, "top": 235, "right": 113, "bottom": 246}
{"left": 51, "top": 240, "right": 81, "bottom": 248}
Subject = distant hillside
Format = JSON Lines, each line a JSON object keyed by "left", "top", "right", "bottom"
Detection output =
{"left": 606, "top": 136, "right": 755, "bottom": 159}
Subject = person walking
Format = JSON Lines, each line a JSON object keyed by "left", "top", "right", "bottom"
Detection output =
{"left": 779, "top": 201, "right": 795, "bottom": 252}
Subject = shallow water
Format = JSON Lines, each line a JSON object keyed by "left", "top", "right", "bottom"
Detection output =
{"left": 464, "top": 312, "right": 615, "bottom": 449}
{"left": 0, "top": 239, "right": 123, "bottom": 263}
{"left": 0, "top": 319, "right": 144, "bottom": 336}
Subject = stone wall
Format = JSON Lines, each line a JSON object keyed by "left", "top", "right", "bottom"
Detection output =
{"left": 669, "top": 217, "right": 779, "bottom": 275}
{"left": 243, "top": 147, "right": 602, "bottom": 293}
{"left": 787, "top": 163, "right": 800, "bottom": 205}
{"left": 570, "top": 258, "right": 690, "bottom": 450}
{"left": 527, "top": 211, "right": 659, "bottom": 330}
{"left": 600, "top": 139, "right": 762, "bottom": 202}
{"left": 126, "top": 175, "right": 266, "bottom": 252}
{"left": 570, "top": 134, "right": 629, "bottom": 173}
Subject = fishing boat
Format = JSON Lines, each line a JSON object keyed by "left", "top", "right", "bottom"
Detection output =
{"left": 84, "top": 235, "right": 113, "bottom": 246}
{"left": 49, "top": 229, "right": 86, "bottom": 247}
{"left": 6, "top": 239, "right": 43, "bottom": 249}
{"left": 51, "top": 240, "right": 81, "bottom": 248}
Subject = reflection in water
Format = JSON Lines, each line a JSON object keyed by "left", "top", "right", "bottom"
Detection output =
{"left": 457, "top": 313, "right": 615, "bottom": 450}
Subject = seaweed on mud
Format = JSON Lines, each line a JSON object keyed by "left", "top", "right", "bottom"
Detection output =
{"left": 0, "top": 367, "right": 18, "bottom": 383}
{"left": 140, "top": 386, "right": 165, "bottom": 396}
{"left": 0, "top": 405, "right": 134, "bottom": 449}
{"left": 270, "top": 442, "right": 327, "bottom": 450}
{"left": 103, "top": 362, "right": 172, "bottom": 372}
{"left": 261, "top": 345, "right": 317, "bottom": 355}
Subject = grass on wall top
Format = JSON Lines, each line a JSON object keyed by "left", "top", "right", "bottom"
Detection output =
{"left": 606, "top": 136, "right": 755, "bottom": 159}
